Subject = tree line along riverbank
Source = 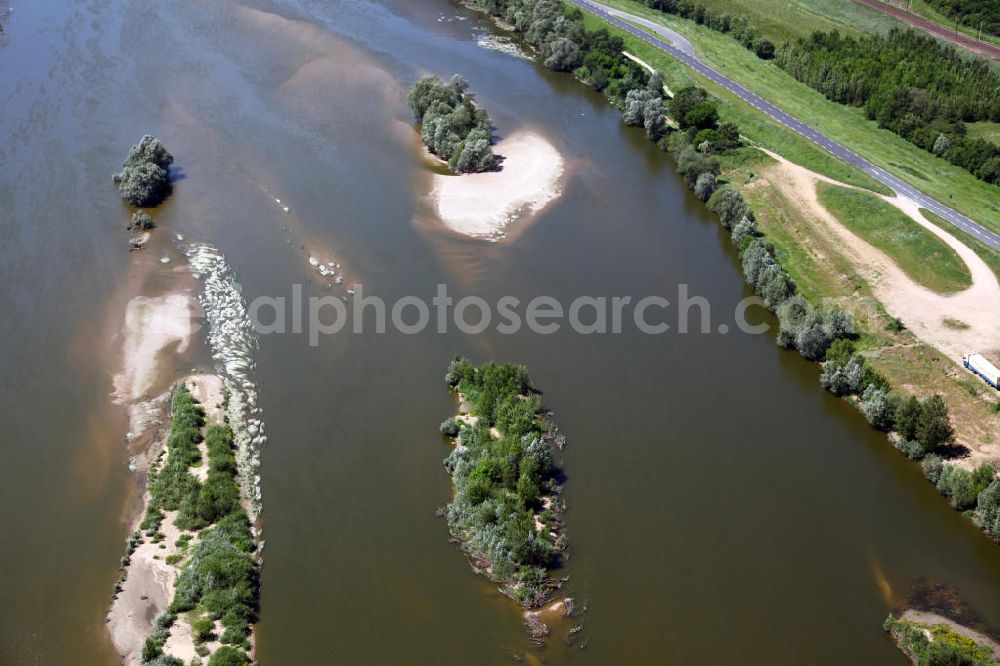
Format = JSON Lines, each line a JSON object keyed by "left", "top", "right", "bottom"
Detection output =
{"left": 461, "top": 0, "right": 1000, "bottom": 551}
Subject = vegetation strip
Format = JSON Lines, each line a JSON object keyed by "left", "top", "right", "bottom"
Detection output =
{"left": 440, "top": 358, "right": 567, "bottom": 608}
{"left": 135, "top": 385, "right": 257, "bottom": 666}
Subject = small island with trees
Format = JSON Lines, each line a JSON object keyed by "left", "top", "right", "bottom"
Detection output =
{"left": 439, "top": 357, "right": 568, "bottom": 608}
{"left": 407, "top": 75, "right": 498, "bottom": 173}
{"left": 408, "top": 75, "right": 566, "bottom": 239}
{"left": 113, "top": 135, "right": 175, "bottom": 251}
{"left": 114, "top": 135, "right": 175, "bottom": 207}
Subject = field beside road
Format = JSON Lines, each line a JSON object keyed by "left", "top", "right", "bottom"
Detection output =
{"left": 591, "top": 0, "right": 1000, "bottom": 236}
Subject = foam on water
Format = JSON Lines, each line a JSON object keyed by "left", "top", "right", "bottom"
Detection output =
{"left": 185, "top": 243, "right": 266, "bottom": 520}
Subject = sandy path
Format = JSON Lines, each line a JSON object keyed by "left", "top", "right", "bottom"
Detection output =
{"left": 758, "top": 148, "right": 1000, "bottom": 365}
{"left": 186, "top": 374, "right": 224, "bottom": 483}
{"left": 622, "top": 51, "right": 674, "bottom": 98}
{"left": 430, "top": 130, "right": 565, "bottom": 239}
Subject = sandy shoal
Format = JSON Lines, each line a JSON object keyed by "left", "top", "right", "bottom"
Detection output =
{"left": 430, "top": 130, "right": 565, "bottom": 238}
{"left": 113, "top": 293, "right": 193, "bottom": 404}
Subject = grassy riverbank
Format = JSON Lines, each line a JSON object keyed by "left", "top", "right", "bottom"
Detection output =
{"left": 441, "top": 358, "right": 567, "bottom": 608}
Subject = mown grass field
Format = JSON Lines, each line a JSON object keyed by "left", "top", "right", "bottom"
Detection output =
{"left": 817, "top": 184, "right": 972, "bottom": 293}
{"left": 679, "top": 0, "right": 901, "bottom": 42}
{"left": 592, "top": 0, "right": 1000, "bottom": 234}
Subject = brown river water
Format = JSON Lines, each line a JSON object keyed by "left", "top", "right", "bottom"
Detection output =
{"left": 1, "top": 0, "right": 1000, "bottom": 664}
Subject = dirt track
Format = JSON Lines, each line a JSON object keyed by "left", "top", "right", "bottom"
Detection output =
{"left": 852, "top": 0, "right": 1000, "bottom": 60}
{"left": 758, "top": 148, "right": 1000, "bottom": 366}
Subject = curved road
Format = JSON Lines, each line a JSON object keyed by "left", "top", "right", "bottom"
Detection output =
{"left": 569, "top": 0, "right": 1000, "bottom": 252}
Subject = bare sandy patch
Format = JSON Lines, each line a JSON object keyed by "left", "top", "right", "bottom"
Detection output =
{"left": 758, "top": 148, "right": 1000, "bottom": 364}
{"left": 185, "top": 374, "right": 224, "bottom": 483}
{"left": 108, "top": 511, "right": 184, "bottom": 666}
{"left": 430, "top": 131, "right": 565, "bottom": 239}
{"left": 113, "top": 293, "right": 193, "bottom": 403}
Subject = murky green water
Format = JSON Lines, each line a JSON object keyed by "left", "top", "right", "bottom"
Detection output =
{"left": 2, "top": 0, "right": 1000, "bottom": 664}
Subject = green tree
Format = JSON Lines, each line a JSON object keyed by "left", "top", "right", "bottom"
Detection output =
{"left": 862, "top": 386, "right": 897, "bottom": 431}
{"left": 754, "top": 39, "right": 775, "bottom": 59}
{"left": 684, "top": 101, "right": 719, "bottom": 131}
{"left": 895, "top": 395, "right": 922, "bottom": 441}
{"left": 916, "top": 395, "right": 954, "bottom": 451}
{"left": 113, "top": 135, "right": 174, "bottom": 207}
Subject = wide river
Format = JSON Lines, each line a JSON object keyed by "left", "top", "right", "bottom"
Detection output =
{"left": 2, "top": 0, "right": 1000, "bottom": 664}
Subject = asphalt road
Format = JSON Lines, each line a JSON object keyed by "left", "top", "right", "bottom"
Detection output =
{"left": 569, "top": 0, "right": 1000, "bottom": 252}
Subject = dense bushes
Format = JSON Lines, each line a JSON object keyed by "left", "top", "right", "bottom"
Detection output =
{"left": 407, "top": 75, "right": 497, "bottom": 173}
{"left": 659, "top": 100, "right": 850, "bottom": 364}
{"left": 639, "top": 0, "right": 774, "bottom": 59}
{"left": 622, "top": 73, "right": 670, "bottom": 141}
{"left": 128, "top": 211, "right": 155, "bottom": 231}
{"left": 170, "top": 423, "right": 257, "bottom": 649}
{"left": 207, "top": 646, "right": 250, "bottom": 666}
{"left": 978, "top": 480, "right": 1000, "bottom": 540}
{"left": 921, "top": 454, "right": 999, "bottom": 542}
{"left": 470, "top": 0, "right": 648, "bottom": 109}
{"left": 171, "top": 520, "right": 257, "bottom": 643}
{"left": 442, "top": 357, "right": 564, "bottom": 606}
{"left": 935, "top": 462, "right": 995, "bottom": 511}
{"left": 775, "top": 29, "right": 1000, "bottom": 184}
{"left": 884, "top": 614, "right": 994, "bottom": 665}
{"left": 142, "top": 386, "right": 206, "bottom": 533}
{"left": 816, "top": 340, "right": 968, "bottom": 497}
{"left": 139, "top": 385, "right": 258, "bottom": 660}
{"left": 113, "top": 135, "right": 174, "bottom": 206}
